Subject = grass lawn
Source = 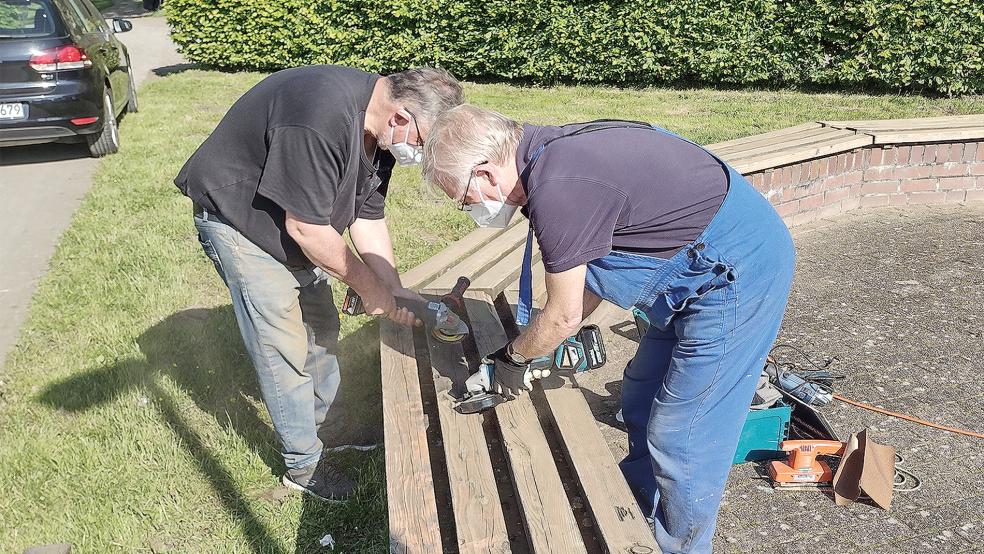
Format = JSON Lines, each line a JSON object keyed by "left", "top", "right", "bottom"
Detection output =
{"left": 0, "top": 70, "right": 981, "bottom": 553}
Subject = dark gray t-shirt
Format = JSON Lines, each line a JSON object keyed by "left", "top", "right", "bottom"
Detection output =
{"left": 175, "top": 65, "right": 395, "bottom": 268}
{"left": 517, "top": 122, "right": 728, "bottom": 273}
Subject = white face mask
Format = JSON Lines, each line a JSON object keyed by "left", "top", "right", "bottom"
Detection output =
{"left": 465, "top": 180, "right": 518, "bottom": 228}
{"left": 385, "top": 115, "right": 423, "bottom": 167}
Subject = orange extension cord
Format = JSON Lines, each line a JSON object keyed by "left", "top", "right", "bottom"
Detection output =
{"left": 833, "top": 393, "right": 984, "bottom": 440}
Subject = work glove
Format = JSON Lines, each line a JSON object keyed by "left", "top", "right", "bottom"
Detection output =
{"left": 486, "top": 343, "right": 534, "bottom": 398}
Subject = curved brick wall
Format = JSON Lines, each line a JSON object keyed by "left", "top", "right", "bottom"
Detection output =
{"left": 745, "top": 141, "right": 984, "bottom": 227}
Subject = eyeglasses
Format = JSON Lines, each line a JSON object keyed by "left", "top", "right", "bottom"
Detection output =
{"left": 405, "top": 109, "right": 423, "bottom": 147}
{"left": 457, "top": 162, "right": 487, "bottom": 211}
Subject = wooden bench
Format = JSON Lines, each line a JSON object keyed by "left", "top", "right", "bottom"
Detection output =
{"left": 382, "top": 220, "right": 658, "bottom": 554}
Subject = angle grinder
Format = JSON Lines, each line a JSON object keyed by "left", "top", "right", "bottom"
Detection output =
{"left": 342, "top": 276, "right": 471, "bottom": 343}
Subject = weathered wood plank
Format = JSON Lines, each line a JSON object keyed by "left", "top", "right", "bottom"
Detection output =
{"left": 464, "top": 291, "right": 587, "bottom": 554}
{"left": 705, "top": 123, "right": 823, "bottom": 152}
{"left": 380, "top": 321, "right": 444, "bottom": 553}
{"left": 860, "top": 128, "right": 984, "bottom": 145}
{"left": 505, "top": 260, "right": 548, "bottom": 307}
{"left": 402, "top": 218, "right": 521, "bottom": 291}
{"left": 503, "top": 291, "right": 658, "bottom": 553}
{"left": 470, "top": 240, "right": 542, "bottom": 297}
{"left": 544, "top": 381, "right": 660, "bottom": 554}
{"left": 421, "top": 223, "right": 531, "bottom": 295}
{"left": 708, "top": 125, "right": 841, "bottom": 157}
{"left": 424, "top": 317, "right": 511, "bottom": 554}
{"left": 822, "top": 115, "right": 984, "bottom": 129}
{"left": 726, "top": 133, "right": 873, "bottom": 174}
{"left": 712, "top": 128, "right": 857, "bottom": 160}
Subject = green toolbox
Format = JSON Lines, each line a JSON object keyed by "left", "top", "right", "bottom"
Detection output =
{"left": 732, "top": 403, "right": 791, "bottom": 464}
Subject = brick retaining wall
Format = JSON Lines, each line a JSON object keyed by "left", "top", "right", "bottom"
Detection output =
{"left": 745, "top": 141, "right": 984, "bottom": 227}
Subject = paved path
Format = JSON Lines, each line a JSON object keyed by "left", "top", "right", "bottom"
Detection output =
{"left": 0, "top": 15, "right": 184, "bottom": 370}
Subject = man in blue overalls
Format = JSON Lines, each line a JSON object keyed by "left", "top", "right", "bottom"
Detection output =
{"left": 423, "top": 105, "right": 796, "bottom": 553}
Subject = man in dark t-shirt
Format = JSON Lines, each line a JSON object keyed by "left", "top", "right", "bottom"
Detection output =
{"left": 423, "top": 105, "right": 796, "bottom": 552}
{"left": 175, "top": 66, "right": 463, "bottom": 501}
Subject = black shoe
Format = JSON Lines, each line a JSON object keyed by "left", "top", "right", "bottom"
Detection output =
{"left": 281, "top": 460, "right": 356, "bottom": 502}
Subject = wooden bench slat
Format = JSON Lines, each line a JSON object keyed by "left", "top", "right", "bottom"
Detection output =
{"left": 726, "top": 133, "right": 874, "bottom": 174}
{"left": 470, "top": 239, "right": 542, "bottom": 297}
{"left": 425, "top": 324, "right": 511, "bottom": 554}
{"left": 708, "top": 126, "right": 842, "bottom": 157}
{"left": 705, "top": 122, "right": 823, "bottom": 152}
{"left": 822, "top": 115, "right": 984, "bottom": 129}
{"left": 464, "top": 291, "right": 588, "bottom": 554}
{"left": 505, "top": 261, "right": 547, "bottom": 306}
{"left": 501, "top": 291, "right": 659, "bottom": 553}
{"left": 421, "top": 223, "right": 531, "bottom": 295}
{"left": 544, "top": 382, "right": 660, "bottom": 554}
{"left": 380, "top": 321, "right": 444, "bottom": 553}
{"left": 855, "top": 128, "right": 984, "bottom": 145}
{"left": 711, "top": 128, "right": 855, "bottom": 159}
{"left": 402, "top": 218, "right": 522, "bottom": 291}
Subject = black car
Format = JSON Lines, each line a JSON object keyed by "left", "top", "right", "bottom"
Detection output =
{"left": 0, "top": 0, "right": 135, "bottom": 157}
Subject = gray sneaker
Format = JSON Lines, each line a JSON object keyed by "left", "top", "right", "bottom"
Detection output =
{"left": 281, "top": 460, "right": 356, "bottom": 502}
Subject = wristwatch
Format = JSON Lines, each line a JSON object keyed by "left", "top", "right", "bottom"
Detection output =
{"left": 505, "top": 341, "right": 531, "bottom": 365}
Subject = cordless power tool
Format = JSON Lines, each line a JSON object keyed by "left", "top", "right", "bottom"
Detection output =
{"left": 454, "top": 325, "right": 606, "bottom": 414}
{"left": 342, "top": 276, "right": 471, "bottom": 343}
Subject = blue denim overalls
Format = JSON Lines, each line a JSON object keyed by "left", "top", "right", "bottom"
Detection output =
{"left": 517, "top": 124, "right": 796, "bottom": 553}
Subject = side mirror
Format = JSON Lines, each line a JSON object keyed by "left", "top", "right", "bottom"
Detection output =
{"left": 112, "top": 18, "right": 133, "bottom": 33}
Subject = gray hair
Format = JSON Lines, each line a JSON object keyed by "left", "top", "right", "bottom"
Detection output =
{"left": 422, "top": 104, "right": 524, "bottom": 198}
{"left": 386, "top": 67, "right": 464, "bottom": 128}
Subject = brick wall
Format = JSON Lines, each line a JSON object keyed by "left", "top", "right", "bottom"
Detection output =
{"left": 745, "top": 141, "right": 984, "bottom": 227}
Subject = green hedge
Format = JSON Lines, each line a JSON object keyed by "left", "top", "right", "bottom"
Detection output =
{"left": 166, "top": 0, "right": 984, "bottom": 95}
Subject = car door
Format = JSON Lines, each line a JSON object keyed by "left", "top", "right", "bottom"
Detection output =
{"left": 76, "top": 0, "right": 125, "bottom": 111}
{"left": 57, "top": 0, "right": 115, "bottom": 106}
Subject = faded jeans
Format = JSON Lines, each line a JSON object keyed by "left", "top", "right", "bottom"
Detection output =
{"left": 194, "top": 210, "right": 340, "bottom": 470}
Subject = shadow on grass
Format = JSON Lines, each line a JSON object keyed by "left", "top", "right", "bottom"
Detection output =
{"left": 38, "top": 306, "right": 385, "bottom": 553}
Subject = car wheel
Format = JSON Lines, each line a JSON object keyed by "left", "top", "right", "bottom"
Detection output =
{"left": 126, "top": 70, "right": 138, "bottom": 113}
{"left": 87, "top": 90, "right": 120, "bottom": 157}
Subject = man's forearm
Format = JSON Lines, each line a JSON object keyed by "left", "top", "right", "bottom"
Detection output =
{"left": 350, "top": 217, "right": 402, "bottom": 291}
{"left": 512, "top": 304, "right": 581, "bottom": 359}
{"left": 290, "top": 221, "right": 389, "bottom": 299}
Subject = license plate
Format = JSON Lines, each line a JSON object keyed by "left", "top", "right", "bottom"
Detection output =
{"left": 0, "top": 103, "right": 28, "bottom": 120}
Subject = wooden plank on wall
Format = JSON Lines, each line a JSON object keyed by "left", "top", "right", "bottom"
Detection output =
{"left": 380, "top": 320, "right": 444, "bottom": 553}
{"left": 425, "top": 321, "right": 511, "bottom": 554}
{"left": 705, "top": 122, "right": 823, "bottom": 152}
{"left": 727, "top": 134, "right": 873, "bottom": 174}
{"left": 421, "top": 223, "right": 531, "bottom": 295}
{"left": 708, "top": 125, "right": 839, "bottom": 157}
{"left": 713, "top": 128, "right": 855, "bottom": 160}
{"left": 464, "top": 291, "right": 587, "bottom": 554}
{"left": 822, "top": 114, "right": 984, "bottom": 129}
{"left": 863, "top": 128, "right": 984, "bottom": 145}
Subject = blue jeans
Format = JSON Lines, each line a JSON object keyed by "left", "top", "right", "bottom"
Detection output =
{"left": 195, "top": 212, "right": 341, "bottom": 470}
{"left": 585, "top": 166, "right": 796, "bottom": 553}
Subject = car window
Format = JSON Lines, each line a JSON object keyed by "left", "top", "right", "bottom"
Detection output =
{"left": 76, "top": 0, "right": 108, "bottom": 32}
{"left": 0, "top": 0, "right": 60, "bottom": 39}
{"left": 62, "top": 0, "right": 95, "bottom": 33}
